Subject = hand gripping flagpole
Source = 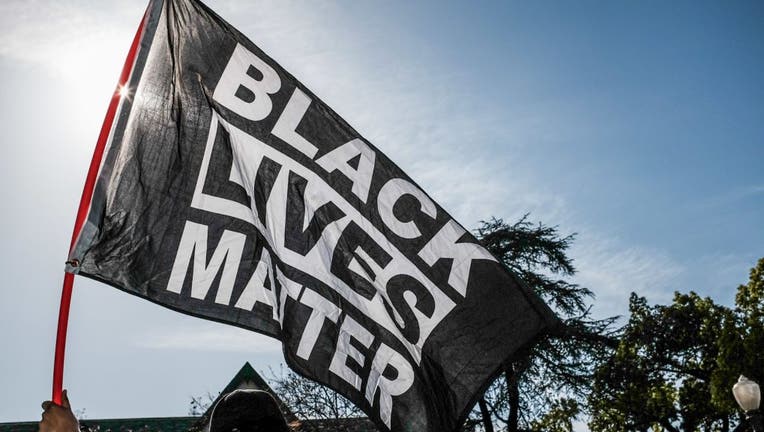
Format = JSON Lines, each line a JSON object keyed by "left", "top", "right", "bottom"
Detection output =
{"left": 52, "top": 5, "right": 150, "bottom": 405}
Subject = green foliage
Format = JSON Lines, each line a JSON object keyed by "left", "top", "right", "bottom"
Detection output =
{"left": 712, "top": 258, "right": 764, "bottom": 415}
{"left": 589, "top": 291, "right": 733, "bottom": 431}
{"left": 589, "top": 258, "right": 764, "bottom": 432}
{"left": 529, "top": 398, "right": 581, "bottom": 432}
{"left": 735, "top": 257, "right": 764, "bottom": 381}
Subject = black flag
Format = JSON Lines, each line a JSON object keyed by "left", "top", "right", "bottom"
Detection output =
{"left": 67, "top": 0, "right": 558, "bottom": 430}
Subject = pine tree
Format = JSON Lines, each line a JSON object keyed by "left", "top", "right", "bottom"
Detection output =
{"left": 473, "top": 216, "right": 618, "bottom": 431}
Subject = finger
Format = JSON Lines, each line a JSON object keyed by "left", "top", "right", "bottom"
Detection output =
{"left": 41, "top": 401, "right": 52, "bottom": 411}
{"left": 61, "top": 390, "right": 70, "bottom": 409}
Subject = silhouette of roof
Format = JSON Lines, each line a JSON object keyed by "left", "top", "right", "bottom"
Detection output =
{"left": 0, "top": 417, "right": 199, "bottom": 432}
{"left": 193, "top": 362, "right": 298, "bottom": 429}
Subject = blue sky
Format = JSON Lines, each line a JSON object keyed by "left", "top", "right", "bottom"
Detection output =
{"left": 0, "top": 0, "right": 762, "bottom": 427}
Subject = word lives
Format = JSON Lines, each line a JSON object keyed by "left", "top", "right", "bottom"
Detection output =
{"left": 164, "top": 43, "right": 496, "bottom": 428}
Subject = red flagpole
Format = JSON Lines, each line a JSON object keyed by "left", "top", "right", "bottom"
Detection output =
{"left": 52, "top": 5, "right": 150, "bottom": 405}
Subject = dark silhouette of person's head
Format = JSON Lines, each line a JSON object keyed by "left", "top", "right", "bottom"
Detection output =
{"left": 208, "top": 389, "right": 289, "bottom": 432}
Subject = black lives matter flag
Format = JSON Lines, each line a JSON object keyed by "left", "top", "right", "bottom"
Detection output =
{"left": 66, "top": 0, "right": 557, "bottom": 430}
